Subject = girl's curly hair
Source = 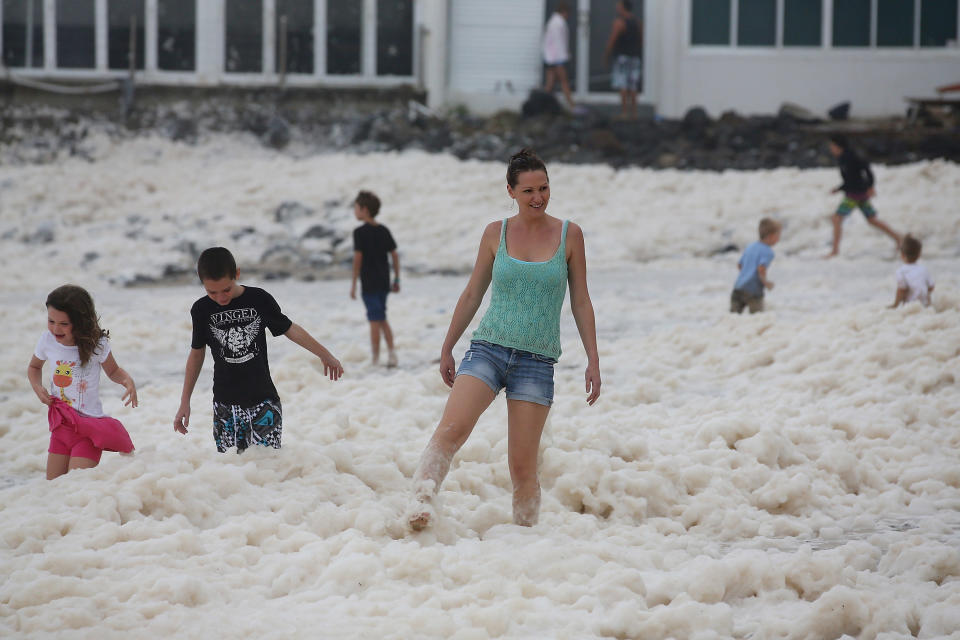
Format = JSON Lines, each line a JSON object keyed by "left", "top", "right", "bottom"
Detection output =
{"left": 45, "top": 285, "right": 109, "bottom": 366}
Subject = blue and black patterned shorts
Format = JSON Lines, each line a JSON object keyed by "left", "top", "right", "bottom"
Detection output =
{"left": 212, "top": 398, "right": 282, "bottom": 453}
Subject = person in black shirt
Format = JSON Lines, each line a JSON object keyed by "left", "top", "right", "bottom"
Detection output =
{"left": 604, "top": 0, "right": 643, "bottom": 120}
{"left": 350, "top": 191, "right": 401, "bottom": 367}
{"left": 173, "top": 247, "right": 343, "bottom": 453}
{"left": 826, "top": 135, "right": 901, "bottom": 258}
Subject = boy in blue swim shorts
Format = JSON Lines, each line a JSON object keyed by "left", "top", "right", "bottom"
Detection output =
{"left": 826, "top": 135, "right": 901, "bottom": 258}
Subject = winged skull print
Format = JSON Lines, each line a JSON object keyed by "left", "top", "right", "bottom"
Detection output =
{"left": 211, "top": 316, "right": 262, "bottom": 357}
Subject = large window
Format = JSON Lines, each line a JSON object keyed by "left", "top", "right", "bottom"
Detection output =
{"left": 109, "top": 0, "right": 145, "bottom": 70}
{"left": 327, "top": 0, "right": 361, "bottom": 74}
{"left": 694, "top": 0, "right": 959, "bottom": 48}
{"left": 276, "top": 0, "right": 313, "bottom": 74}
{"left": 376, "top": 0, "right": 413, "bottom": 76}
{"left": 57, "top": 0, "right": 95, "bottom": 68}
{"left": 738, "top": 0, "right": 776, "bottom": 45}
{"left": 2, "top": 0, "right": 44, "bottom": 67}
{"left": 158, "top": 0, "right": 195, "bottom": 71}
{"left": 832, "top": 0, "right": 871, "bottom": 46}
{"left": 921, "top": 0, "right": 959, "bottom": 46}
{"left": 225, "top": 0, "right": 262, "bottom": 72}
{"left": 877, "top": 1, "right": 914, "bottom": 47}
{"left": 691, "top": 0, "right": 731, "bottom": 44}
{"left": 783, "top": 0, "right": 822, "bottom": 45}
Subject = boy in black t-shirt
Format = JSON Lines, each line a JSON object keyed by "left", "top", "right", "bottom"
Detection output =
{"left": 173, "top": 247, "right": 343, "bottom": 453}
{"left": 350, "top": 191, "right": 400, "bottom": 367}
{"left": 825, "top": 135, "right": 901, "bottom": 258}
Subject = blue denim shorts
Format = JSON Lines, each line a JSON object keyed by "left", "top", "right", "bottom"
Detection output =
{"left": 457, "top": 340, "right": 557, "bottom": 406}
{"left": 361, "top": 291, "right": 388, "bottom": 321}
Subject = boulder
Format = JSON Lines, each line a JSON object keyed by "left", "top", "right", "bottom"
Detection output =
{"left": 262, "top": 115, "right": 291, "bottom": 149}
{"left": 778, "top": 102, "right": 822, "bottom": 124}
{"left": 521, "top": 90, "right": 565, "bottom": 119}
{"left": 828, "top": 102, "right": 850, "bottom": 121}
{"left": 682, "top": 106, "right": 711, "bottom": 131}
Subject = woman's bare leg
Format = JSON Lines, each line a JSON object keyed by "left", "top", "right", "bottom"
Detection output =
{"left": 506, "top": 399, "right": 550, "bottom": 526}
{"left": 409, "top": 375, "right": 496, "bottom": 530}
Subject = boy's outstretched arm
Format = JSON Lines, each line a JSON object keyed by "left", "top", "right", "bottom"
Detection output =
{"left": 284, "top": 323, "right": 344, "bottom": 381}
{"left": 173, "top": 347, "right": 205, "bottom": 434}
{"left": 102, "top": 353, "right": 138, "bottom": 407}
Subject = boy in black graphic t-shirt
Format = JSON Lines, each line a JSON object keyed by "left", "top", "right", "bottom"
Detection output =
{"left": 350, "top": 190, "right": 401, "bottom": 367}
{"left": 173, "top": 247, "right": 343, "bottom": 453}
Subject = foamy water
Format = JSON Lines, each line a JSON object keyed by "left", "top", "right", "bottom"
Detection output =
{"left": 1, "top": 137, "right": 958, "bottom": 639}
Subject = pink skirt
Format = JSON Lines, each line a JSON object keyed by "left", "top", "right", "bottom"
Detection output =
{"left": 48, "top": 399, "right": 134, "bottom": 453}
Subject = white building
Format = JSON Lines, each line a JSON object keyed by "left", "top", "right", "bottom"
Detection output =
{"left": 2, "top": 0, "right": 959, "bottom": 118}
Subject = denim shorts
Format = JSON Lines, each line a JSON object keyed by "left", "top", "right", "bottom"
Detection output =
{"left": 457, "top": 340, "right": 557, "bottom": 406}
{"left": 361, "top": 291, "right": 388, "bottom": 321}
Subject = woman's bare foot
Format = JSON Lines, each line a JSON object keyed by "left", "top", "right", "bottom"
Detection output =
{"left": 406, "top": 496, "right": 434, "bottom": 531}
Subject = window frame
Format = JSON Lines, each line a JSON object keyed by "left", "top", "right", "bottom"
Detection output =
{"left": 689, "top": 0, "right": 960, "bottom": 50}
{"left": 0, "top": 0, "right": 418, "bottom": 86}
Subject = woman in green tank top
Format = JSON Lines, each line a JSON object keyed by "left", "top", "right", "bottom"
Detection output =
{"left": 407, "top": 149, "right": 601, "bottom": 531}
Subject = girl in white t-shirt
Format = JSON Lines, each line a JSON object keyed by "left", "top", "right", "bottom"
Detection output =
{"left": 27, "top": 285, "right": 138, "bottom": 479}
{"left": 891, "top": 235, "right": 935, "bottom": 308}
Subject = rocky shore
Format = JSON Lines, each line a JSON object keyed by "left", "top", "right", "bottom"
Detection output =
{"left": 1, "top": 85, "right": 958, "bottom": 170}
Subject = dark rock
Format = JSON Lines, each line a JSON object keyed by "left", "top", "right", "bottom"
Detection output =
{"left": 302, "top": 224, "right": 337, "bottom": 240}
{"left": 587, "top": 129, "right": 624, "bottom": 155}
{"left": 23, "top": 222, "right": 55, "bottom": 244}
{"left": 260, "top": 244, "right": 301, "bottom": 273}
{"left": 778, "top": 102, "right": 822, "bottom": 124}
{"left": 165, "top": 116, "right": 198, "bottom": 142}
{"left": 682, "top": 106, "right": 711, "bottom": 131}
{"left": 274, "top": 201, "right": 314, "bottom": 223}
{"left": 521, "top": 90, "right": 565, "bottom": 119}
{"left": 231, "top": 226, "right": 256, "bottom": 240}
{"left": 712, "top": 243, "right": 739, "bottom": 255}
{"left": 828, "top": 102, "right": 850, "bottom": 121}
{"left": 263, "top": 115, "right": 291, "bottom": 149}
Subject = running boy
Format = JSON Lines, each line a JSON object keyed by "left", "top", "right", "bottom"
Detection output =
{"left": 350, "top": 190, "right": 400, "bottom": 367}
{"left": 173, "top": 247, "right": 343, "bottom": 453}
{"left": 826, "top": 135, "right": 901, "bottom": 258}
{"left": 731, "top": 218, "right": 781, "bottom": 314}
{"left": 891, "top": 234, "right": 934, "bottom": 308}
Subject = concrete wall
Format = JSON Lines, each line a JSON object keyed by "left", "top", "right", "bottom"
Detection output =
{"left": 652, "top": 1, "right": 960, "bottom": 119}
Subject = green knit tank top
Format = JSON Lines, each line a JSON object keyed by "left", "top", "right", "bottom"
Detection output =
{"left": 472, "top": 219, "right": 569, "bottom": 360}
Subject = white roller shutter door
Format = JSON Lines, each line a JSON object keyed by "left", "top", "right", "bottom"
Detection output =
{"left": 448, "top": 0, "right": 544, "bottom": 95}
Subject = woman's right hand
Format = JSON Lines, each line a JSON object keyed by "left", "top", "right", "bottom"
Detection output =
{"left": 439, "top": 351, "right": 457, "bottom": 388}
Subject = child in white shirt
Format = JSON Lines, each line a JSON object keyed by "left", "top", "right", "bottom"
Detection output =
{"left": 891, "top": 235, "right": 934, "bottom": 307}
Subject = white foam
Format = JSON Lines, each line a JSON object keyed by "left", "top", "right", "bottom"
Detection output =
{"left": 1, "top": 137, "right": 958, "bottom": 638}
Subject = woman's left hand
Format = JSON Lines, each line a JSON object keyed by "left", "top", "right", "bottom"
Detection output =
{"left": 585, "top": 361, "right": 601, "bottom": 405}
